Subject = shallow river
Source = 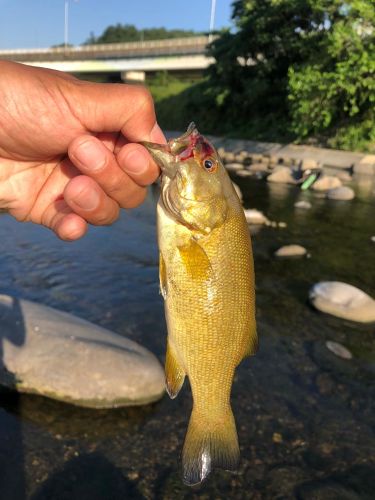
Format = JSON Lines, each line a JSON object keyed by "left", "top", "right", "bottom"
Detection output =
{"left": 0, "top": 175, "right": 374, "bottom": 499}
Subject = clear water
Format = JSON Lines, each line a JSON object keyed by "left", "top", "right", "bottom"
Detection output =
{"left": 0, "top": 176, "right": 374, "bottom": 499}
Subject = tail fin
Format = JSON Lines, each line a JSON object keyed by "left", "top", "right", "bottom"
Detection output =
{"left": 182, "top": 406, "right": 240, "bottom": 486}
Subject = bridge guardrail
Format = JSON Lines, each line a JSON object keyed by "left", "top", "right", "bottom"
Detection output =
{"left": 0, "top": 36, "right": 216, "bottom": 62}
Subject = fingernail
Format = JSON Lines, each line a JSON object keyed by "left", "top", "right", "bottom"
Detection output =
{"left": 74, "top": 140, "right": 106, "bottom": 171}
{"left": 123, "top": 148, "right": 149, "bottom": 175}
{"left": 73, "top": 187, "right": 100, "bottom": 210}
{"left": 150, "top": 123, "right": 166, "bottom": 143}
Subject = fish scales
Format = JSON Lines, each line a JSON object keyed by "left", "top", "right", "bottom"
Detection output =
{"left": 143, "top": 123, "right": 257, "bottom": 486}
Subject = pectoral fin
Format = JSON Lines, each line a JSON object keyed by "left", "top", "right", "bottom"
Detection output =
{"left": 178, "top": 238, "right": 213, "bottom": 282}
{"left": 165, "top": 342, "right": 185, "bottom": 399}
{"left": 159, "top": 252, "right": 167, "bottom": 299}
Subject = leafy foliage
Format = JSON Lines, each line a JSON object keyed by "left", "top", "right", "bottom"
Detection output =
{"left": 201, "top": 0, "right": 375, "bottom": 151}
{"left": 288, "top": 1, "right": 375, "bottom": 150}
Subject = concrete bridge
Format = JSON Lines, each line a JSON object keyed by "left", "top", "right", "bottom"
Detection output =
{"left": 0, "top": 36, "right": 215, "bottom": 80}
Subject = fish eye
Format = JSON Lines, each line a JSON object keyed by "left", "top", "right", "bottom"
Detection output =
{"left": 203, "top": 159, "right": 216, "bottom": 172}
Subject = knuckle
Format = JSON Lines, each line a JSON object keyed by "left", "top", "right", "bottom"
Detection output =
{"left": 92, "top": 204, "right": 119, "bottom": 226}
{"left": 121, "top": 187, "right": 147, "bottom": 209}
{"left": 133, "top": 85, "right": 154, "bottom": 112}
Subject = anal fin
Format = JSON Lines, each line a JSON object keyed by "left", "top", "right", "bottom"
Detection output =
{"left": 165, "top": 343, "right": 185, "bottom": 399}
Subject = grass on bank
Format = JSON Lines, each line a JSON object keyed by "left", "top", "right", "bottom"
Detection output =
{"left": 146, "top": 73, "right": 374, "bottom": 153}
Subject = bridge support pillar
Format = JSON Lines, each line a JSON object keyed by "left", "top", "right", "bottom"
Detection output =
{"left": 121, "top": 71, "right": 146, "bottom": 83}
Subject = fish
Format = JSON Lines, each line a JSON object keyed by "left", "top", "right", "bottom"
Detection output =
{"left": 142, "top": 123, "right": 257, "bottom": 486}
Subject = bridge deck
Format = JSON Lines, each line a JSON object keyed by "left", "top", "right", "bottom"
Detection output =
{"left": 0, "top": 36, "right": 212, "bottom": 62}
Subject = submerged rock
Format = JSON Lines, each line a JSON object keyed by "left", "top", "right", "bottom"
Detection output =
{"left": 274, "top": 245, "right": 307, "bottom": 258}
{"left": 294, "top": 200, "right": 312, "bottom": 209}
{"left": 327, "top": 186, "right": 355, "bottom": 201}
{"left": 326, "top": 341, "right": 353, "bottom": 360}
{"left": 0, "top": 295, "right": 165, "bottom": 408}
{"left": 309, "top": 282, "right": 375, "bottom": 323}
{"left": 312, "top": 176, "right": 342, "bottom": 192}
{"left": 243, "top": 208, "right": 269, "bottom": 225}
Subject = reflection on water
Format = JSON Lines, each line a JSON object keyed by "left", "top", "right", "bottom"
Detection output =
{"left": 0, "top": 177, "right": 374, "bottom": 499}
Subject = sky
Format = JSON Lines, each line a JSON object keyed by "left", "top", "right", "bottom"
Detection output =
{"left": 0, "top": 0, "right": 234, "bottom": 50}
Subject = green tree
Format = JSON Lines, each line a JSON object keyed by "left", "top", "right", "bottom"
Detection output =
{"left": 84, "top": 24, "right": 201, "bottom": 44}
{"left": 206, "top": 0, "right": 374, "bottom": 150}
{"left": 288, "top": 1, "right": 375, "bottom": 150}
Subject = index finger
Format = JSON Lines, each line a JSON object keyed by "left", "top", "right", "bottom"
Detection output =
{"left": 71, "top": 81, "right": 167, "bottom": 143}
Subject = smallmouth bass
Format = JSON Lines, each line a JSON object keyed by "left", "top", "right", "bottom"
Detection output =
{"left": 143, "top": 123, "right": 257, "bottom": 485}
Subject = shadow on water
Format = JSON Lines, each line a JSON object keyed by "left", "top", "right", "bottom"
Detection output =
{"left": 31, "top": 452, "right": 143, "bottom": 500}
{"left": 0, "top": 297, "right": 26, "bottom": 499}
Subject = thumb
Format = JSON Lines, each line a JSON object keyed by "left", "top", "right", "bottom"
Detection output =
{"left": 69, "top": 80, "right": 165, "bottom": 143}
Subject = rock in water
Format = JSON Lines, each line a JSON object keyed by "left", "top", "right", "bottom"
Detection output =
{"left": 300, "top": 158, "right": 320, "bottom": 171}
{"left": 312, "top": 176, "right": 342, "bottom": 191}
{"left": 0, "top": 295, "right": 165, "bottom": 408}
{"left": 225, "top": 162, "right": 244, "bottom": 172}
{"left": 326, "top": 186, "right": 355, "bottom": 201}
{"left": 236, "top": 169, "right": 253, "bottom": 177}
{"left": 294, "top": 200, "right": 312, "bottom": 209}
{"left": 243, "top": 208, "right": 269, "bottom": 225}
{"left": 274, "top": 245, "right": 307, "bottom": 258}
{"left": 309, "top": 282, "right": 375, "bottom": 323}
{"left": 325, "top": 341, "right": 353, "bottom": 360}
{"left": 267, "top": 166, "right": 296, "bottom": 185}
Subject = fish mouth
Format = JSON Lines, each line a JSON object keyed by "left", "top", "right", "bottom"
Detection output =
{"left": 142, "top": 122, "right": 199, "bottom": 179}
{"left": 168, "top": 122, "right": 198, "bottom": 155}
{"left": 141, "top": 141, "right": 176, "bottom": 178}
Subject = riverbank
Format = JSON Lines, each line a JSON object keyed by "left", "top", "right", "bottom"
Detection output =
{"left": 166, "top": 130, "right": 375, "bottom": 175}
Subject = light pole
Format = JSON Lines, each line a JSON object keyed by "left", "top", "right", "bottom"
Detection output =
{"left": 64, "top": 0, "right": 78, "bottom": 50}
{"left": 209, "top": 0, "right": 217, "bottom": 42}
{"left": 64, "top": 0, "right": 69, "bottom": 49}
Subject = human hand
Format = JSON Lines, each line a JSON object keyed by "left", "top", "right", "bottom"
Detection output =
{"left": 0, "top": 61, "right": 165, "bottom": 240}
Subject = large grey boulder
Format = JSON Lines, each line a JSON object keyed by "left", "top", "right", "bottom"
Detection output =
{"left": 0, "top": 295, "right": 165, "bottom": 408}
{"left": 309, "top": 282, "right": 375, "bottom": 323}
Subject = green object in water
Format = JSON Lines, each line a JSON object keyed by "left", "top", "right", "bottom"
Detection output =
{"left": 301, "top": 173, "right": 318, "bottom": 190}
